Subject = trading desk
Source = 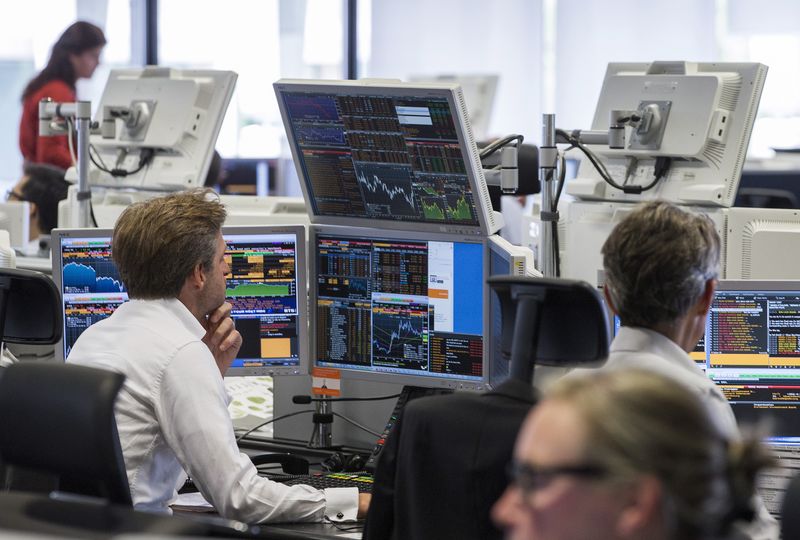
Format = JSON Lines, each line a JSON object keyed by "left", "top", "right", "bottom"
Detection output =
{"left": 0, "top": 489, "right": 363, "bottom": 539}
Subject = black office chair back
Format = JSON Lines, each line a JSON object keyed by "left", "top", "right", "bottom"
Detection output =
{"left": 364, "top": 276, "right": 611, "bottom": 540}
{"left": 489, "top": 275, "right": 610, "bottom": 384}
{"left": 782, "top": 473, "right": 800, "bottom": 538}
{"left": 0, "top": 362, "right": 132, "bottom": 505}
{"left": 0, "top": 268, "right": 62, "bottom": 347}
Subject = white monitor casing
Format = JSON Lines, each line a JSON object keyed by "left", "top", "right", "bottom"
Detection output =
{"left": 566, "top": 61, "right": 767, "bottom": 208}
{"left": 84, "top": 67, "right": 237, "bottom": 191}
{"left": 0, "top": 202, "right": 30, "bottom": 250}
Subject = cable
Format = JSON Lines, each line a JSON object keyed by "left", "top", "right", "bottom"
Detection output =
{"left": 479, "top": 134, "right": 524, "bottom": 159}
{"left": 89, "top": 143, "right": 109, "bottom": 171}
{"left": 332, "top": 412, "right": 381, "bottom": 438}
{"left": 555, "top": 128, "right": 668, "bottom": 195}
{"left": 88, "top": 145, "right": 155, "bottom": 178}
{"left": 553, "top": 149, "right": 568, "bottom": 209}
{"left": 65, "top": 117, "right": 78, "bottom": 167}
{"left": 235, "top": 410, "right": 314, "bottom": 443}
{"left": 292, "top": 393, "right": 402, "bottom": 404}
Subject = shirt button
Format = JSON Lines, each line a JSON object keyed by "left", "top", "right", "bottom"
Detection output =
{"left": 336, "top": 512, "right": 344, "bottom": 519}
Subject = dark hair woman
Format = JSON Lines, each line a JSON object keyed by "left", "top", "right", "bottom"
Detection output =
{"left": 19, "top": 21, "right": 106, "bottom": 170}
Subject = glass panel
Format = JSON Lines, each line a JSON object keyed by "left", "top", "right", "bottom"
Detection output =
{"left": 0, "top": 0, "right": 136, "bottom": 186}
{"left": 158, "top": 0, "right": 346, "bottom": 195}
{"left": 358, "top": 0, "right": 543, "bottom": 143}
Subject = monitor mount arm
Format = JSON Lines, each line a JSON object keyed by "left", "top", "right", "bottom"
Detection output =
{"left": 39, "top": 99, "right": 94, "bottom": 228}
{"left": 480, "top": 134, "right": 526, "bottom": 194}
{"left": 309, "top": 397, "right": 333, "bottom": 449}
{"left": 482, "top": 145, "right": 520, "bottom": 194}
{"left": 537, "top": 109, "right": 654, "bottom": 277}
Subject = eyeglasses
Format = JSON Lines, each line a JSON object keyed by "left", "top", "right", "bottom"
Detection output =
{"left": 5, "top": 190, "right": 26, "bottom": 202}
{"left": 507, "top": 460, "right": 607, "bottom": 494}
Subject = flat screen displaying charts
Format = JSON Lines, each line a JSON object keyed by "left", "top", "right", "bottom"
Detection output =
{"left": 51, "top": 226, "right": 308, "bottom": 376}
{"left": 310, "top": 226, "right": 489, "bottom": 389}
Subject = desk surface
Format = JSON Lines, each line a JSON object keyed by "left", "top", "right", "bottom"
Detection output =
{"left": 16, "top": 255, "right": 51, "bottom": 274}
{"left": 0, "top": 491, "right": 362, "bottom": 539}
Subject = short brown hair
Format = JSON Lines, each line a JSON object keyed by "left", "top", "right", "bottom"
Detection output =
{"left": 602, "top": 200, "right": 720, "bottom": 328}
{"left": 112, "top": 189, "right": 226, "bottom": 299}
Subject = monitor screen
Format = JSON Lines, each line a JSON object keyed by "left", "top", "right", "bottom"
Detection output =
{"left": 311, "top": 226, "right": 488, "bottom": 389}
{"left": 51, "top": 225, "right": 308, "bottom": 376}
{"left": 274, "top": 79, "right": 498, "bottom": 235}
{"left": 702, "top": 281, "right": 800, "bottom": 444}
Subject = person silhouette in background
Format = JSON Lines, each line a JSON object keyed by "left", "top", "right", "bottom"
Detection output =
{"left": 6, "top": 163, "right": 70, "bottom": 255}
{"left": 19, "top": 21, "right": 106, "bottom": 169}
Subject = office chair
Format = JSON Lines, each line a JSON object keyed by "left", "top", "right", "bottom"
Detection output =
{"left": 782, "top": 473, "right": 800, "bottom": 539}
{"left": 0, "top": 267, "right": 63, "bottom": 494}
{"left": 363, "top": 275, "right": 610, "bottom": 540}
{"left": 0, "top": 362, "right": 132, "bottom": 505}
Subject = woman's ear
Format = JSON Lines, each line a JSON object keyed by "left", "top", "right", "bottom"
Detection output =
{"left": 616, "top": 475, "right": 663, "bottom": 538}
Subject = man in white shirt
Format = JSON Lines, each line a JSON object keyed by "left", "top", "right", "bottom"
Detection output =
{"left": 594, "top": 200, "right": 776, "bottom": 539}
{"left": 68, "top": 189, "right": 368, "bottom": 524}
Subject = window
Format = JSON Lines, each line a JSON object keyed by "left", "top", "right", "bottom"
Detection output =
{"left": 158, "top": 0, "right": 346, "bottom": 195}
{"left": 0, "top": 0, "right": 139, "bottom": 185}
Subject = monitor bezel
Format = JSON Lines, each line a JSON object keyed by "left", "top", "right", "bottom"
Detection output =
{"left": 222, "top": 224, "right": 308, "bottom": 377}
{"left": 715, "top": 279, "right": 800, "bottom": 293}
{"left": 51, "top": 227, "right": 117, "bottom": 364}
{"left": 51, "top": 225, "right": 310, "bottom": 377}
{"left": 273, "top": 78, "right": 500, "bottom": 236}
{"left": 309, "top": 224, "right": 490, "bottom": 390}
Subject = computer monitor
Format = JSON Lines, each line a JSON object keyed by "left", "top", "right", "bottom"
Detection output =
{"left": 310, "top": 225, "right": 489, "bottom": 390}
{"left": 701, "top": 280, "right": 800, "bottom": 443}
{"left": 85, "top": 67, "right": 237, "bottom": 190}
{"left": 273, "top": 79, "right": 500, "bottom": 235}
{"left": 0, "top": 202, "right": 30, "bottom": 250}
{"left": 487, "top": 235, "right": 538, "bottom": 387}
{"left": 566, "top": 61, "right": 767, "bottom": 207}
{"left": 408, "top": 74, "right": 499, "bottom": 141}
{"left": 51, "top": 225, "right": 308, "bottom": 376}
{"left": 726, "top": 207, "right": 800, "bottom": 280}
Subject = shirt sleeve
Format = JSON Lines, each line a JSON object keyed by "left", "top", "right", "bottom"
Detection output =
{"left": 154, "top": 341, "right": 359, "bottom": 523}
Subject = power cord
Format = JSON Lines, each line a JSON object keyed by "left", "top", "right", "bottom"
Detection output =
{"left": 332, "top": 412, "right": 381, "bottom": 438}
{"left": 479, "top": 134, "right": 524, "bottom": 159}
{"left": 555, "top": 129, "right": 671, "bottom": 195}
{"left": 234, "top": 410, "right": 314, "bottom": 443}
{"left": 88, "top": 145, "right": 155, "bottom": 178}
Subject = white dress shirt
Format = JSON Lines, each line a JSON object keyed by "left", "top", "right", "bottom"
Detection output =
{"left": 68, "top": 298, "right": 358, "bottom": 523}
{"left": 602, "top": 326, "right": 738, "bottom": 438}
{"left": 581, "top": 326, "right": 778, "bottom": 540}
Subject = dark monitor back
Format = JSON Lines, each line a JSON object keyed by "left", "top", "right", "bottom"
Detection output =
{"left": 0, "top": 269, "right": 61, "bottom": 345}
{"left": 735, "top": 168, "right": 800, "bottom": 209}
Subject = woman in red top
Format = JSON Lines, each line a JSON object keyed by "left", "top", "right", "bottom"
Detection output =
{"left": 19, "top": 21, "right": 106, "bottom": 170}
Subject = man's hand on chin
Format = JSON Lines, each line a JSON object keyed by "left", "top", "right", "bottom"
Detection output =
{"left": 202, "top": 302, "right": 242, "bottom": 376}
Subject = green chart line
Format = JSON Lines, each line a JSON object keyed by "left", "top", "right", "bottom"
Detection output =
{"left": 227, "top": 283, "right": 290, "bottom": 297}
